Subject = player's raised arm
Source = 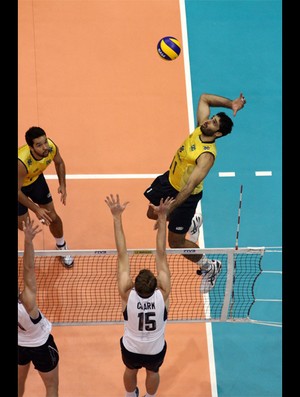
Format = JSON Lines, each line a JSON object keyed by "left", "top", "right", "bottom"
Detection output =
{"left": 197, "top": 92, "right": 246, "bottom": 125}
{"left": 20, "top": 218, "right": 42, "bottom": 318}
{"left": 149, "top": 197, "right": 174, "bottom": 301}
{"left": 105, "top": 194, "right": 133, "bottom": 302}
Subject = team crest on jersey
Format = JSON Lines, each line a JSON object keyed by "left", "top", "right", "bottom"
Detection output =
{"left": 203, "top": 145, "right": 210, "bottom": 150}
{"left": 190, "top": 144, "right": 196, "bottom": 151}
{"left": 27, "top": 158, "right": 32, "bottom": 166}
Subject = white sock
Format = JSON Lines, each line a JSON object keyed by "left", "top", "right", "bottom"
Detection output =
{"left": 197, "top": 254, "right": 210, "bottom": 270}
{"left": 145, "top": 393, "right": 156, "bottom": 397}
{"left": 125, "top": 390, "right": 137, "bottom": 397}
{"left": 55, "top": 237, "right": 65, "bottom": 247}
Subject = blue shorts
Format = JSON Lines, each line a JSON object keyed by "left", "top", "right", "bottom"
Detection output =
{"left": 143, "top": 171, "right": 202, "bottom": 234}
{"left": 120, "top": 337, "right": 167, "bottom": 373}
{"left": 18, "top": 174, "right": 53, "bottom": 216}
{"left": 18, "top": 334, "right": 59, "bottom": 373}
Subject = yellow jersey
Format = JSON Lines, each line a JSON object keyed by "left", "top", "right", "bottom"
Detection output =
{"left": 168, "top": 126, "right": 217, "bottom": 195}
{"left": 18, "top": 138, "right": 57, "bottom": 187}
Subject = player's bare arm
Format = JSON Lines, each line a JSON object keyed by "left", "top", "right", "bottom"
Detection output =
{"left": 18, "top": 161, "right": 34, "bottom": 209}
{"left": 168, "top": 152, "right": 214, "bottom": 214}
{"left": 149, "top": 198, "right": 172, "bottom": 304}
{"left": 197, "top": 92, "right": 246, "bottom": 125}
{"left": 105, "top": 194, "right": 133, "bottom": 305}
{"left": 20, "top": 219, "right": 42, "bottom": 318}
{"left": 53, "top": 148, "right": 68, "bottom": 205}
{"left": 18, "top": 161, "right": 52, "bottom": 224}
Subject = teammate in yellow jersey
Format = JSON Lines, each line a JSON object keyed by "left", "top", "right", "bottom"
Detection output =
{"left": 144, "top": 92, "right": 246, "bottom": 293}
{"left": 18, "top": 126, "right": 74, "bottom": 268}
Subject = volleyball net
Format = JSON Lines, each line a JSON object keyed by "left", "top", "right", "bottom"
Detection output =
{"left": 17, "top": 247, "right": 281, "bottom": 326}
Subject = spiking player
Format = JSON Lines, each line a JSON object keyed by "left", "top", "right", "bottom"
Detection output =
{"left": 144, "top": 92, "right": 246, "bottom": 293}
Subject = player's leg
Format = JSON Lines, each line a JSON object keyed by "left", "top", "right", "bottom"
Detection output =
{"left": 123, "top": 367, "right": 139, "bottom": 396}
{"left": 168, "top": 202, "right": 203, "bottom": 262}
{"left": 143, "top": 344, "right": 166, "bottom": 397}
{"left": 168, "top": 230, "right": 222, "bottom": 292}
{"left": 33, "top": 334, "right": 60, "bottom": 396}
{"left": 146, "top": 205, "right": 158, "bottom": 220}
{"left": 18, "top": 196, "right": 30, "bottom": 231}
{"left": 168, "top": 205, "right": 222, "bottom": 292}
{"left": 18, "top": 363, "right": 30, "bottom": 397}
{"left": 36, "top": 172, "right": 74, "bottom": 267}
{"left": 39, "top": 201, "right": 74, "bottom": 267}
{"left": 144, "top": 172, "right": 178, "bottom": 220}
{"left": 40, "top": 201, "right": 63, "bottom": 238}
{"left": 38, "top": 365, "right": 59, "bottom": 397}
{"left": 18, "top": 212, "right": 30, "bottom": 231}
{"left": 120, "top": 337, "right": 140, "bottom": 396}
{"left": 145, "top": 369, "right": 160, "bottom": 396}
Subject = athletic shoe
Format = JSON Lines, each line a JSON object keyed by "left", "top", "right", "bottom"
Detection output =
{"left": 56, "top": 242, "right": 74, "bottom": 268}
{"left": 134, "top": 387, "right": 139, "bottom": 397}
{"left": 198, "top": 259, "right": 222, "bottom": 293}
{"left": 188, "top": 213, "right": 203, "bottom": 243}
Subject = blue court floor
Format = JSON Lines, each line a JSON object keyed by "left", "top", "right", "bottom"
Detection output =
{"left": 185, "top": 1, "right": 282, "bottom": 396}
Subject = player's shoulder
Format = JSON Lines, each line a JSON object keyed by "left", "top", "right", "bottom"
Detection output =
{"left": 191, "top": 125, "right": 201, "bottom": 135}
{"left": 18, "top": 142, "right": 29, "bottom": 152}
{"left": 47, "top": 137, "right": 56, "bottom": 147}
{"left": 18, "top": 144, "right": 30, "bottom": 163}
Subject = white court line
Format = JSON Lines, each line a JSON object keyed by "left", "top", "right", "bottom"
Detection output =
{"left": 255, "top": 299, "right": 282, "bottom": 302}
{"left": 255, "top": 171, "right": 272, "bottom": 176}
{"left": 218, "top": 171, "right": 273, "bottom": 177}
{"left": 44, "top": 174, "right": 159, "bottom": 180}
{"left": 179, "top": 0, "right": 218, "bottom": 396}
{"left": 44, "top": 172, "right": 273, "bottom": 180}
{"left": 219, "top": 172, "right": 236, "bottom": 177}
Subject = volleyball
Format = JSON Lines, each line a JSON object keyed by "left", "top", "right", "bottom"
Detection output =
{"left": 157, "top": 36, "right": 181, "bottom": 61}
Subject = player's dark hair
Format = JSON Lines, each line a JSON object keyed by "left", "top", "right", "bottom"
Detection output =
{"left": 217, "top": 112, "right": 234, "bottom": 136}
{"left": 135, "top": 269, "right": 157, "bottom": 298}
{"left": 25, "top": 126, "right": 47, "bottom": 147}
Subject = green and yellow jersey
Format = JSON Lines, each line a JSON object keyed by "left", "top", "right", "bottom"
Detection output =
{"left": 18, "top": 138, "right": 57, "bottom": 187}
{"left": 168, "top": 126, "right": 217, "bottom": 195}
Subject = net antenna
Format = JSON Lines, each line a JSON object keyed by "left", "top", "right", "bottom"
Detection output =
{"left": 230, "top": 184, "right": 243, "bottom": 317}
{"left": 235, "top": 184, "right": 243, "bottom": 251}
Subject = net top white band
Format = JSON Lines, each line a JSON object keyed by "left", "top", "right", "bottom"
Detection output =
{"left": 17, "top": 247, "right": 268, "bottom": 257}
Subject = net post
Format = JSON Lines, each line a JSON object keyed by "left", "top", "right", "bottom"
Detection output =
{"left": 221, "top": 250, "right": 235, "bottom": 320}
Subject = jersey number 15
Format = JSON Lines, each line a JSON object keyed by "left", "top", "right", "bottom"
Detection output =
{"left": 137, "top": 312, "right": 156, "bottom": 331}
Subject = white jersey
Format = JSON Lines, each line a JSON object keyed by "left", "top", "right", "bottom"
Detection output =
{"left": 18, "top": 301, "right": 52, "bottom": 347}
{"left": 122, "top": 288, "right": 167, "bottom": 355}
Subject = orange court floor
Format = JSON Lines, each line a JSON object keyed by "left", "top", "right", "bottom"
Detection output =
{"left": 22, "top": 323, "right": 212, "bottom": 397}
{"left": 18, "top": 1, "right": 214, "bottom": 396}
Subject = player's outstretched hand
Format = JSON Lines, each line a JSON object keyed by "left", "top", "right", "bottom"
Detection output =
{"left": 232, "top": 92, "right": 246, "bottom": 116}
{"left": 22, "top": 218, "right": 42, "bottom": 243}
{"left": 150, "top": 197, "right": 175, "bottom": 229}
{"left": 105, "top": 194, "right": 129, "bottom": 217}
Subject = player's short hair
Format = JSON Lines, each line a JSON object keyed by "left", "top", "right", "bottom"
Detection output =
{"left": 135, "top": 269, "right": 157, "bottom": 298}
{"left": 25, "top": 126, "right": 47, "bottom": 147}
{"left": 217, "top": 112, "right": 234, "bottom": 136}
